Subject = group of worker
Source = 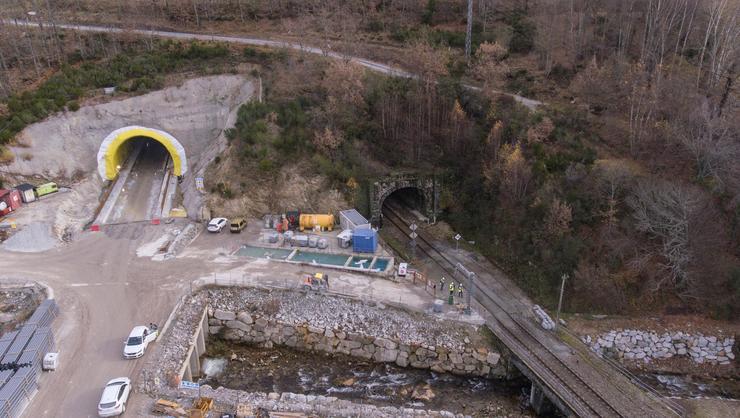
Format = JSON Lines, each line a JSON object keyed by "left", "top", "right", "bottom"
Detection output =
{"left": 438, "top": 276, "right": 464, "bottom": 298}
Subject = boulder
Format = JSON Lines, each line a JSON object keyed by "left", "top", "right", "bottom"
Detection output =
{"left": 411, "top": 384, "right": 435, "bottom": 402}
{"left": 226, "top": 320, "right": 251, "bottom": 332}
{"left": 374, "top": 337, "right": 397, "bottom": 350}
{"left": 374, "top": 348, "right": 399, "bottom": 363}
{"left": 237, "top": 312, "right": 253, "bottom": 324}
{"left": 214, "top": 309, "right": 236, "bottom": 321}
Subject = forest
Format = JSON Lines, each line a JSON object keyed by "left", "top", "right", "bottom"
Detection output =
{"left": 0, "top": 0, "right": 737, "bottom": 318}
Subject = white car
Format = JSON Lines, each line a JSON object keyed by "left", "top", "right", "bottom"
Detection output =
{"left": 207, "top": 217, "right": 228, "bottom": 233}
{"left": 123, "top": 325, "right": 158, "bottom": 359}
{"left": 97, "top": 377, "right": 131, "bottom": 417}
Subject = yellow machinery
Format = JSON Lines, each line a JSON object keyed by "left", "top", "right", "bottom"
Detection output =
{"left": 152, "top": 399, "right": 186, "bottom": 416}
{"left": 303, "top": 273, "right": 329, "bottom": 292}
{"left": 188, "top": 397, "right": 213, "bottom": 418}
{"left": 299, "top": 213, "right": 335, "bottom": 231}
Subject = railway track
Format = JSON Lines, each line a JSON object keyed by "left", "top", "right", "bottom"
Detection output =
{"left": 381, "top": 203, "right": 668, "bottom": 418}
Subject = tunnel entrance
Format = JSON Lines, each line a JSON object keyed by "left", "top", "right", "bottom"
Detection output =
{"left": 97, "top": 126, "right": 187, "bottom": 181}
{"left": 96, "top": 136, "right": 175, "bottom": 224}
{"left": 107, "top": 137, "right": 169, "bottom": 224}
{"left": 382, "top": 187, "right": 427, "bottom": 222}
{"left": 370, "top": 175, "right": 438, "bottom": 226}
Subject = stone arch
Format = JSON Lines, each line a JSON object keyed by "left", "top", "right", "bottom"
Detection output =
{"left": 371, "top": 174, "right": 438, "bottom": 225}
{"left": 97, "top": 126, "right": 187, "bottom": 180}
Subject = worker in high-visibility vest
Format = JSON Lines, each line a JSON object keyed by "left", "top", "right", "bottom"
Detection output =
{"left": 449, "top": 282, "right": 455, "bottom": 297}
{"left": 457, "top": 283, "right": 463, "bottom": 298}
{"left": 440, "top": 276, "right": 446, "bottom": 290}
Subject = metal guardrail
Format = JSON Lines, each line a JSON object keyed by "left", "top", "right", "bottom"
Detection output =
{"left": 0, "top": 299, "right": 59, "bottom": 418}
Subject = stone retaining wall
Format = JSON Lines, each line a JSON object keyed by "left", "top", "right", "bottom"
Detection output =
{"left": 208, "top": 308, "right": 505, "bottom": 378}
{"left": 583, "top": 330, "right": 736, "bottom": 366}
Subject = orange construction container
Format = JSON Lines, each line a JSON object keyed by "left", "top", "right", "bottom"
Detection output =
{"left": 299, "top": 214, "right": 335, "bottom": 232}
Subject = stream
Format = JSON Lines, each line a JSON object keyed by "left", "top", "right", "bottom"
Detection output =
{"left": 201, "top": 341, "right": 530, "bottom": 416}
{"left": 637, "top": 373, "right": 740, "bottom": 400}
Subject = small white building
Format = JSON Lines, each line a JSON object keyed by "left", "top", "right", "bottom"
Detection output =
{"left": 339, "top": 209, "right": 370, "bottom": 231}
{"left": 15, "top": 183, "right": 36, "bottom": 203}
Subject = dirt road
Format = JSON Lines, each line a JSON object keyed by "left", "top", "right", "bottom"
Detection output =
{"left": 0, "top": 223, "right": 208, "bottom": 417}
{"left": 3, "top": 19, "right": 543, "bottom": 111}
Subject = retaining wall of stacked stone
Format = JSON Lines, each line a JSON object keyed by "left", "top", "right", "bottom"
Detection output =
{"left": 583, "top": 330, "right": 736, "bottom": 366}
{"left": 208, "top": 308, "right": 505, "bottom": 378}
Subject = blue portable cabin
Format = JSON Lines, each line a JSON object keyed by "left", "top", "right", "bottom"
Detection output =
{"left": 352, "top": 228, "right": 377, "bottom": 253}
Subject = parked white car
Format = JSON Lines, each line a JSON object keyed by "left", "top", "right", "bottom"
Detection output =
{"left": 207, "top": 217, "right": 228, "bottom": 233}
{"left": 123, "top": 325, "right": 158, "bottom": 359}
{"left": 97, "top": 377, "right": 131, "bottom": 417}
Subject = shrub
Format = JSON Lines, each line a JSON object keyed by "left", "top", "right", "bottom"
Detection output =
{"left": 258, "top": 158, "right": 274, "bottom": 172}
{"left": 507, "top": 12, "right": 535, "bottom": 54}
{"left": 366, "top": 18, "right": 384, "bottom": 33}
{"left": 67, "top": 101, "right": 80, "bottom": 112}
{"left": 422, "top": 0, "right": 437, "bottom": 25}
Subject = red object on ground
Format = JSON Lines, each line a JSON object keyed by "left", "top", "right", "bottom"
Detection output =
{"left": 151, "top": 218, "right": 161, "bottom": 225}
{"left": 0, "top": 189, "right": 22, "bottom": 216}
{"left": 90, "top": 224, "right": 100, "bottom": 232}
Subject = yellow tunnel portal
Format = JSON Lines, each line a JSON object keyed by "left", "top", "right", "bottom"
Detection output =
{"left": 97, "top": 126, "right": 188, "bottom": 180}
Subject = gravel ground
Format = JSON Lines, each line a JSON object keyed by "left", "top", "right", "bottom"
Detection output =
{"left": 1, "top": 222, "right": 58, "bottom": 253}
{"left": 0, "top": 284, "right": 45, "bottom": 333}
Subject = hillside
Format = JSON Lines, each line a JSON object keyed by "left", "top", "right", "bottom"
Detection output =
{"left": 0, "top": 0, "right": 738, "bottom": 319}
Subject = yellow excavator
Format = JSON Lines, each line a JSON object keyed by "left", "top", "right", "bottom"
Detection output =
{"left": 302, "top": 272, "right": 329, "bottom": 292}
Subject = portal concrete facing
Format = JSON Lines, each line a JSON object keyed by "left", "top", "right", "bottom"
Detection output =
{"left": 370, "top": 174, "right": 438, "bottom": 226}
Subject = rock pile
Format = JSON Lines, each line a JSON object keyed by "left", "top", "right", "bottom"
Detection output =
{"left": 207, "top": 288, "right": 475, "bottom": 352}
{"left": 164, "top": 223, "right": 199, "bottom": 258}
{"left": 209, "top": 309, "right": 504, "bottom": 378}
{"left": 583, "top": 330, "right": 735, "bottom": 366}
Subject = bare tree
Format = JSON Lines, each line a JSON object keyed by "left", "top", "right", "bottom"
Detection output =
{"left": 465, "top": 0, "right": 473, "bottom": 61}
{"left": 626, "top": 179, "right": 703, "bottom": 294}
{"left": 593, "top": 159, "right": 639, "bottom": 226}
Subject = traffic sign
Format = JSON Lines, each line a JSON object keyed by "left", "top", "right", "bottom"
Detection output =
{"left": 179, "top": 380, "right": 200, "bottom": 389}
{"left": 454, "top": 233, "right": 462, "bottom": 241}
{"left": 409, "top": 231, "right": 418, "bottom": 239}
{"left": 410, "top": 223, "right": 418, "bottom": 231}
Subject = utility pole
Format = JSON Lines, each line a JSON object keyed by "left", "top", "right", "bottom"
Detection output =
{"left": 555, "top": 274, "right": 567, "bottom": 330}
{"left": 465, "top": 0, "right": 474, "bottom": 60}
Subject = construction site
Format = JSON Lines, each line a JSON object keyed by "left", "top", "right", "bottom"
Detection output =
{"left": 0, "top": 8, "right": 738, "bottom": 418}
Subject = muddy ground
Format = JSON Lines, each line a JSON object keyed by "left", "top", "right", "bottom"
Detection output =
{"left": 202, "top": 339, "right": 534, "bottom": 418}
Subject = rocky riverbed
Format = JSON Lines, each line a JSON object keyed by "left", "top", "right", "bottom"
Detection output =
{"left": 201, "top": 340, "right": 532, "bottom": 417}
